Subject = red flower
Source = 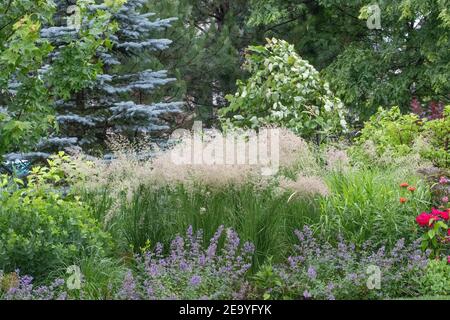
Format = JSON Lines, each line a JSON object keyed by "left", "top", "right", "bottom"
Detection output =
{"left": 431, "top": 207, "right": 440, "bottom": 216}
{"left": 408, "top": 186, "right": 416, "bottom": 192}
{"left": 448, "top": 256, "right": 450, "bottom": 265}
{"left": 431, "top": 207, "right": 449, "bottom": 221}
{"left": 448, "top": 229, "right": 450, "bottom": 236}
{"left": 400, "top": 182, "right": 409, "bottom": 188}
{"left": 440, "top": 210, "right": 449, "bottom": 221}
{"left": 416, "top": 213, "right": 433, "bottom": 227}
{"left": 399, "top": 197, "right": 407, "bottom": 204}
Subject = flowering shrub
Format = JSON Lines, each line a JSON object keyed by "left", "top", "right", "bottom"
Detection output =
{"left": 254, "top": 227, "right": 429, "bottom": 300}
{"left": 117, "top": 226, "right": 255, "bottom": 300}
{"left": 416, "top": 208, "right": 450, "bottom": 258}
{"left": 414, "top": 175, "right": 449, "bottom": 261}
{"left": 219, "top": 38, "right": 348, "bottom": 142}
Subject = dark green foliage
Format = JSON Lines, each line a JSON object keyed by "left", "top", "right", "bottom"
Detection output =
{"left": 145, "top": 0, "right": 259, "bottom": 126}
{"left": 248, "top": 0, "right": 450, "bottom": 120}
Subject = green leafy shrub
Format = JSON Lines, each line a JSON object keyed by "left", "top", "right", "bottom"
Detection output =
{"left": 418, "top": 260, "right": 450, "bottom": 297}
{"left": 0, "top": 153, "right": 111, "bottom": 278}
{"left": 421, "top": 109, "right": 450, "bottom": 168}
{"left": 219, "top": 38, "right": 348, "bottom": 142}
{"left": 355, "top": 107, "right": 421, "bottom": 156}
{"left": 353, "top": 106, "right": 450, "bottom": 168}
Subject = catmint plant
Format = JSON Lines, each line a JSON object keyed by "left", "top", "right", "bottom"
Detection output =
{"left": 255, "top": 226, "right": 429, "bottom": 300}
{"left": 117, "top": 226, "right": 255, "bottom": 300}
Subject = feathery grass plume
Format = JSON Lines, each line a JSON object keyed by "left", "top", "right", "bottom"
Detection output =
{"left": 73, "top": 127, "right": 313, "bottom": 193}
{"left": 149, "top": 127, "right": 312, "bottom": 189}
{"left": 277, "top": 128, "right": 319, "bottom": 174}
{"left": 69, "top": 127, "right": 316, "bottom": 226}
{"left": 324, "top": 146, "right": 350, "bottom": 172}
{"left": 279, "top": 174, "right": 330, "bottom": 199}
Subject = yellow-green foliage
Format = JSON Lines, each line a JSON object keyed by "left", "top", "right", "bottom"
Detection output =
{"left": 353, "top": 106, "right": 450, "bottom": 168}
{"left": 0, "top": 153, "right": 111, "bottom": 278}
{"left": 419, "top": 260, "right": 450, "bottom": 297}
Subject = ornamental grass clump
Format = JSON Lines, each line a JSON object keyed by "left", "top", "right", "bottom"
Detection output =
{"left": 278, "top": 174, "right": 330, "bottom": 199}
{"left": 117, "top": 226, "right": 255, "bottom": 300}
{"left": 316, "top": 168, "right": 432, "bottom": 247}
{"left": 146, "top": 126, "right": 315, "bottom": 189}
{"left": 72, "top": 127, "right": 317, "bottom": 227}
{"left": 74, "top": 127, "right": 313, "bottom": 194}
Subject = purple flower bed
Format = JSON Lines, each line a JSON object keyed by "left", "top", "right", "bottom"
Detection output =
{"left": 256, "top": 226, "right": 430, "bottom": 300}
{"left": 0, "top": 271, "right": 68, "bottom": 300}
{"left": 1, "top": 226, "right": 433, "bottom": 300}
{"left": 117, "top": 225, "right": 255, "bottom": 300}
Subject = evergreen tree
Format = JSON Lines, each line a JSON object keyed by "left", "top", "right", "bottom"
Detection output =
{"left": 0, "top": 0, "right": 118, "bottom": 161}
{"left": 247, "top": 0, "right": 367, "bottom": 71}
{"left": 146, "top": 0, "right": 257, "bottom": 127}
{"left": 40, "top": 0, "right": 183, "bottom": 155}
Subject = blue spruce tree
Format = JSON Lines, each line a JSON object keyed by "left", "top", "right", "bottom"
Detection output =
{"left": 38, "top": 0, "right": 183, "bottom": 156}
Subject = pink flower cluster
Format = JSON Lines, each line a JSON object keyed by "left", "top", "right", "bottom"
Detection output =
{"left": 439, "top": 176, "right": 449, "bottom": 204}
